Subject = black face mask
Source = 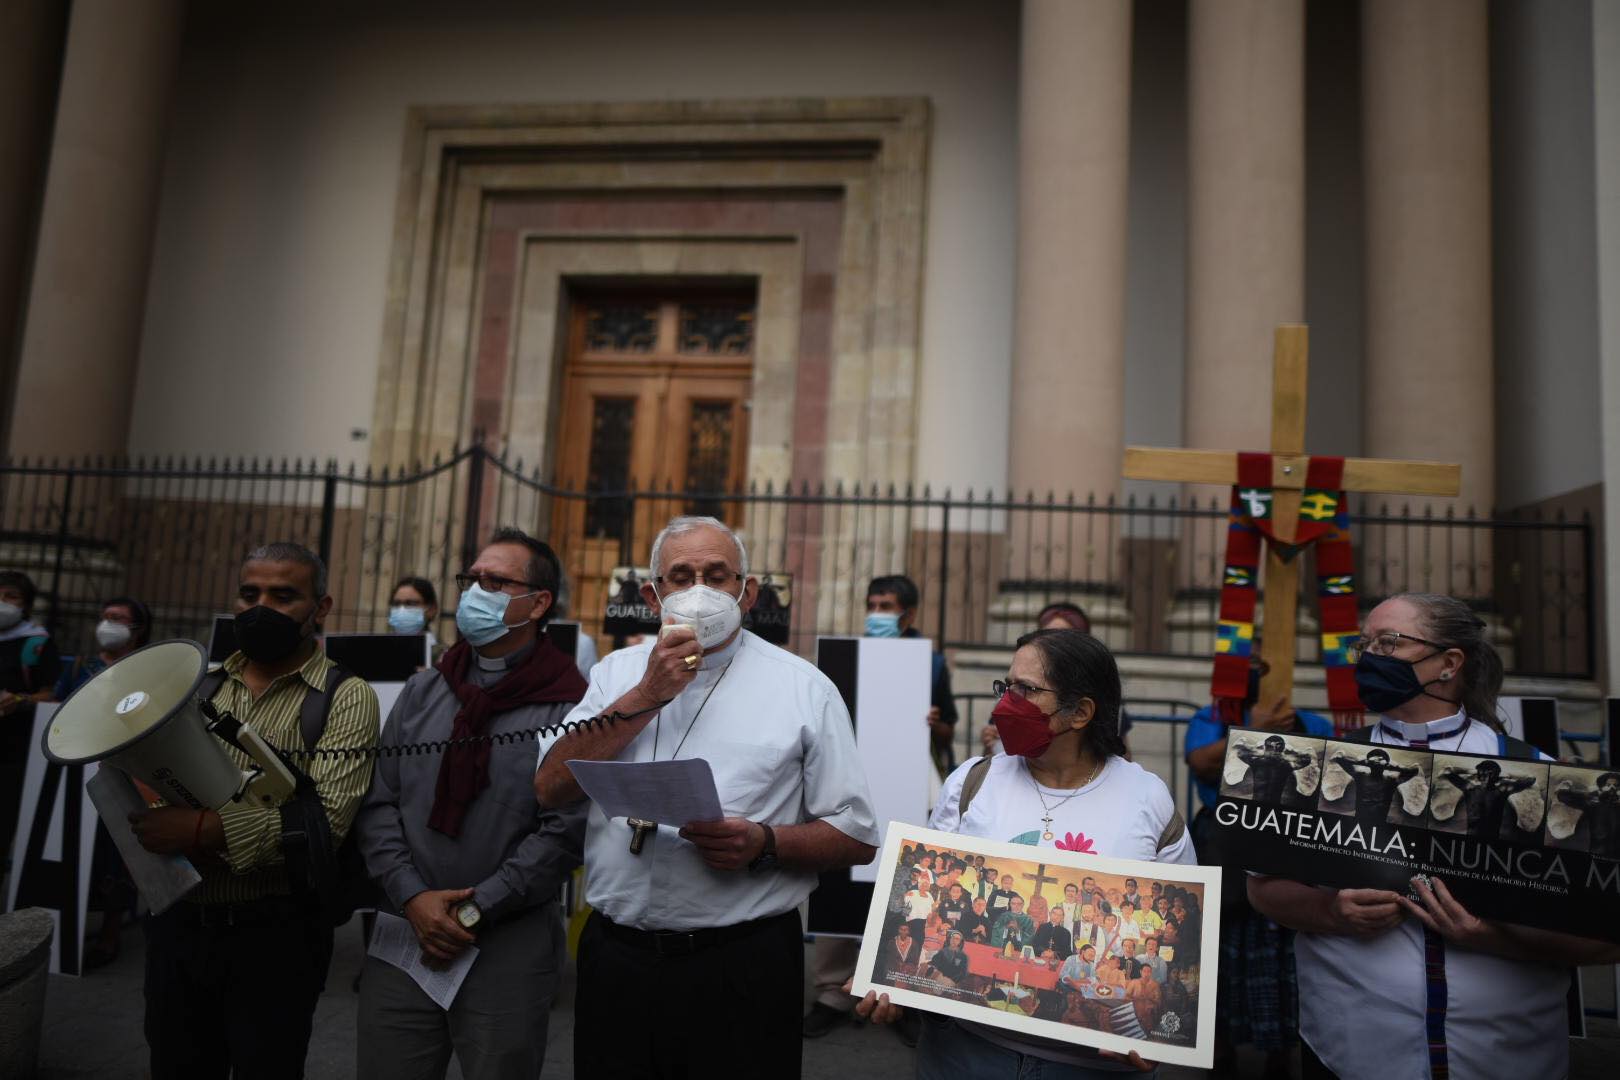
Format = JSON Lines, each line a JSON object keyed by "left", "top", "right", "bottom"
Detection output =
{"left": 1353, "top": 651, "right": 1448, "bottom": 714}
{"left": 235, "top": 604, "right": 311, "bottom": 664}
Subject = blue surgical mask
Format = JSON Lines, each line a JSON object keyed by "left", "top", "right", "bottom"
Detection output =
{"left": 455, "top": 583, "right": 527, "bottom": 646}
{"left": 865, "top": 611, "right": 902, "bottom": 638}
{"left": 389, "top": 605, "right": 426, "bottom": 634}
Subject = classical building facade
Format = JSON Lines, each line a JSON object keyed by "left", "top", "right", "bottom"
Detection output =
{"left": 2, "top": 1, "right": 1617, "bottom": 723}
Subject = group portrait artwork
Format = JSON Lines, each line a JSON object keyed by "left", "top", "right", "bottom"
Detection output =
{"left": 866, "top": 833, "right": 1208, "bottom": 1056}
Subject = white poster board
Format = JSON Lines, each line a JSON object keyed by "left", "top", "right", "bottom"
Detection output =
{"left": 5, "top": 703, "right": 97, "bottom": 975}
{"left": 812, "top": 635, "right": 933, "bottom": 885}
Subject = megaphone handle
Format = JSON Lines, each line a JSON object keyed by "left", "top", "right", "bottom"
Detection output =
{"left": 233, "top": 721, "right": 299, "bottom": 808}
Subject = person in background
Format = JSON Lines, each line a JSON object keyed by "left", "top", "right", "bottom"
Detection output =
{"left": 54, "top": 596, "right": 152, "bottom": 968}
{"left": 550, "top": 568, "right": 599, "bottom": 679}
{"left": 0, "top": 570, "right": 61, "bottom": 888}
{"left": 864, "top": 574, "right": 958, "bottom": 776}
{"left": 1184, "top": 653, "right": 1332, "bottom": 1078}
{"left": 389, "top": 576, "right": 442, "bottom": 662}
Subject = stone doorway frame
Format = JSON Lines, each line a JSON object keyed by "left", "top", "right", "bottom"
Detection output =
{"left": 368, "top": 97, "right": 931, "bottom": 490}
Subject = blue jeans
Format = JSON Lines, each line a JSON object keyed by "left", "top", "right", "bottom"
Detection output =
{"left": 915, "top": 1014, "right": 1157, "bottom": 1080}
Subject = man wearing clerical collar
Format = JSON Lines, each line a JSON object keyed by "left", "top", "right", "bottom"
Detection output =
{"left": 355, "top": 527, "right": 587, "bottom": 1079}
{"left": 533, "top": 515, "right": 878, "bottom": 1080}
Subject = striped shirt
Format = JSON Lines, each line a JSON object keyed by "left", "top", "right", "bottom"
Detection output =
{"left": 184, "top": 648, "right": 379, "bottom": 905}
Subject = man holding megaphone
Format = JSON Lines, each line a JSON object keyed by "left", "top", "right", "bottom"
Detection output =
{"left": 132, "top": 542, "right": 380, "bottom": 1080}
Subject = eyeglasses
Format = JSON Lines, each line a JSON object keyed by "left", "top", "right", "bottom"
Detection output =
{"left": 655, "top": 568, "right": 743, "bottom": 590}
{"left": 993, "top": 679, "right": 1055, "bottom": 700}
{"left": 455, "top": 572, "right": 543, "bottom": 595}
{"left": 1344, "top": 630, "right": 1447, "bottom": 663}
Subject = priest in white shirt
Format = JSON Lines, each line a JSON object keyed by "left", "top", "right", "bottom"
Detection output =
{"left": 1056, "top": 881, "right": 1084, "bottom": 934}
{"left": 533, "top": 516, "right": 879, "bottom": 1080}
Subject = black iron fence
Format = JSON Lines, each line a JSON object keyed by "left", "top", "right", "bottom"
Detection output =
{"left": 0, "top": 444, "right": 1596, "bottom": 679}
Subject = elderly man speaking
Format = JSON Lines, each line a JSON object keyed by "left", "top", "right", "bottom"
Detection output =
{"left": 535, "top": 515, "right": 877, "bottom": 1078}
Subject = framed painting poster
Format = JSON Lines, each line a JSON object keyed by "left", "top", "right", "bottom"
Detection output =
{"left": 852, "top": 823, "right": 1222, "bottom": 1069}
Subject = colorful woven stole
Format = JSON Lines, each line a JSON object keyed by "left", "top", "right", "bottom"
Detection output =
{"left": 1211, "top": 453, "right": 1364, "bottom": 730}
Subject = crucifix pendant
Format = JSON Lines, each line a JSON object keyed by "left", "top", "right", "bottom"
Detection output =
{"left": 628, "top": 818, "right": 656, "bottom": 855}
{"left": 1041, "top": 816, "right": 1054, "bottom": 842}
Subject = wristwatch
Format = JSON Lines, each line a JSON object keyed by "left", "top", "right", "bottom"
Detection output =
{"left": 454, "top": 899, "right": 483, "bottom": 930}
{"left": 747, "top": 822, "right": 778, "bottom": 872}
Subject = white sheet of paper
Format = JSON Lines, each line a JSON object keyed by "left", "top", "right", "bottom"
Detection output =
{"left": 85, "top": 768, "right": 201, "bottom": 916}
{"left": 564, "top": 758, "right": 724, "bottom": 825}
{"left": 366, "top": 912, "right": 478, "bottom": 1010}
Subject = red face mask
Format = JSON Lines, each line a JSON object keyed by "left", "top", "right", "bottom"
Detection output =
{"left": 991, "top": 691, "right": 1056, "bottom": 758}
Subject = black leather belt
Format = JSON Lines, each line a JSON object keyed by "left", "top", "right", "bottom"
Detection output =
{"left": 166, "top": 894, "right": 317, "bottom": 929}
{"left": 593, "top": 908, "right": 796, "bottom": 957}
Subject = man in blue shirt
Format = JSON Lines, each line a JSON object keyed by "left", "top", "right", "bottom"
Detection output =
{"left": 1183, "top": 655, "right": 1331, "bottom": 1077}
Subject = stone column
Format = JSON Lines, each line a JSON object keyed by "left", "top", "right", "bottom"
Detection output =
{"left": 1184, "top": 0, "right": 1306, "bottom": 453}
{"left": 6, "top": 0, "right": 184, "bottom": 461}
{"left": 1008, "top": 0, "right": 1133, "bottom": 502}
{"left": 1361, "top": 0, "right": 1493, "bottom": 516}
{"left": 1177, "top": 0, "right": 1306, "bottom": 658}
{"left": 1597, "top": 0, "right": 1620, "bottom": 687}
{"left": 0, "top": 0, "right": 69, "bottom": 453}
{"left": 1001, "top": 0, "right": 1134, "bottom": 650}
{"left": 1361, "top": 0, "right": 1494, "bottom": 603}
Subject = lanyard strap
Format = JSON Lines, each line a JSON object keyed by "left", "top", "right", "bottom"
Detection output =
{"left": 1406, "top": 730, "right": 1450, "bottom": 1078}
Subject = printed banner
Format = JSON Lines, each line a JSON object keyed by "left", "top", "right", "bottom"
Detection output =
{"left": 852, "top": 823, "right": 1222, "bottom": 1069}
{"left": 1211, "top": 731, "right": 1620, "bottom": 941}
{"left": 601, "top": 566, "right": 660, "bottom": 637}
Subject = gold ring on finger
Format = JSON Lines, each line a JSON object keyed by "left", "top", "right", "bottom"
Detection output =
{"left": 684, "top": 654, "right": 700, "bottom": 669}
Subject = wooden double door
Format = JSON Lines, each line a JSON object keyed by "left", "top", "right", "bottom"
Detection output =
{"left": 552, "top": 289, "right": 755, "bottom": 624}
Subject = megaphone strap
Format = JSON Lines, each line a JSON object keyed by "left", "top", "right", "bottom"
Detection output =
{"left": 263, "top": 696, "right": 671, "bottom": 760}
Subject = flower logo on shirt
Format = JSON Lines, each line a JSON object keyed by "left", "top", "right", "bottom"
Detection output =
{"left": 1054, "top": 831, "right": 1095, "bottom": 853}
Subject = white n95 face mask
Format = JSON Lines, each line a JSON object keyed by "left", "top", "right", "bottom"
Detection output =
{"left": 0, "top": 602, "right": 21, "bottom": 630}
{"left": 658, "top": 584, "right": 742, "bottom": 650}
{"left": 95, "top": 619, "right": 133, "bottom": 650}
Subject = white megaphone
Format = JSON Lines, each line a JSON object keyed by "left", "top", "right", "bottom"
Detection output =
{"left": 43, "top": 639, "right": 297, "bottom": 810}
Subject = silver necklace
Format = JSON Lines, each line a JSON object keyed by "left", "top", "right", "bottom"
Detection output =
{"left": 1027, "top": 758, "right": 1104, "bottom": 842}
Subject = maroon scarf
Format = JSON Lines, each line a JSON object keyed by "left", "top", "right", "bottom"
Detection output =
{"left": 427, "top": 631, "right": 588, "bottom": 837}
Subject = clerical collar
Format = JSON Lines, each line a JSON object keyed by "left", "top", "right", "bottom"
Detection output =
{"left": 476, "top": 637, "right": 536, "bottom": 672}
{"left": 1379, "top": 706, "right": 1470, "bottom": 744}
{"left": 697, "top": 629, "right": 746, "bottom": 671}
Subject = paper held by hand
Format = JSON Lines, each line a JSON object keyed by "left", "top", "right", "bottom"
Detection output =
{"left": 86, "top": 767, "right": 201, "bottom": 915}
{"left": 367, "top": 912, "right": 478, "bottom": 1010}
{"left": 564, "top": 758, "right": 724, "bottom": 825}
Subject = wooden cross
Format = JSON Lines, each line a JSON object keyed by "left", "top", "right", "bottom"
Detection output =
{"left": 1022, "top": 863, "right": 1059, "bottom": 901}
{"left": 1122, "top": 325, "right": 1462, "bottom": 703}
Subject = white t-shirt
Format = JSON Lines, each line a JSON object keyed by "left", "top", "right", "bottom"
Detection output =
{"left": 905, "top": 890, "right": 935, "bottom": 921}
{"left": 1291, "top": 708, "right": 1568, "bottom": 1079}
{"left": 931, "top": 753, "right": 1196, "bottom": 866}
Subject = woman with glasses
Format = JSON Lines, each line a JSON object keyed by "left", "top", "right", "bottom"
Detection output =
{"left": 388, "top": 575, "right": 441, "bottom": 662}
{"left": 859, "top": 628, "right": 1191, "bottom": 1076}
{"left": 1249, "top": 592, "right": 1620, "bottom": 1079}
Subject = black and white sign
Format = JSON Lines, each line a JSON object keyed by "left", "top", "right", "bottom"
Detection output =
{"left": 1213, "top": 735, "right": 1620, "bottom": 941}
